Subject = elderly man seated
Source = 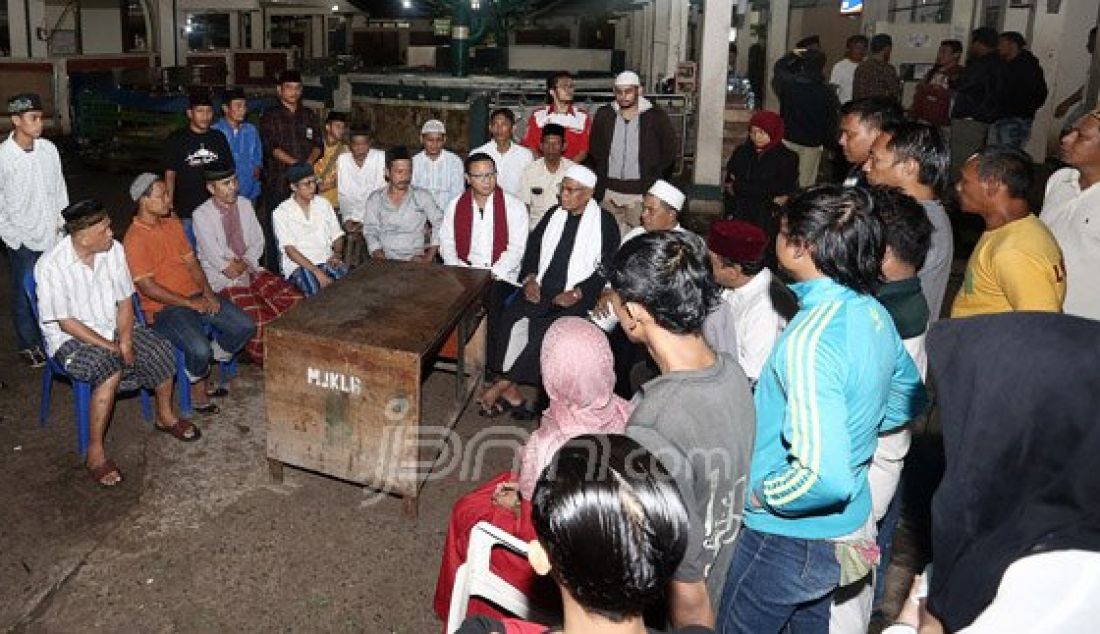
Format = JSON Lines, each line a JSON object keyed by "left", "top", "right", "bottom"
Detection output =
{"left": 124, "top": 172, "right": 255, "bottom": 416}
{"left": 36, "top": 199, "right": 199, "bottom": 487}
{"left": 193, "top": 163, "right": 304, "bottom": 365}
{"left": 478, "top": 164, "right": 620, "bottom": 418}
{"left": 272, "top": 162, "right": 348, "bottom": 296}
{"left": 363, "top": 146, "right": 444, "bottom": 262}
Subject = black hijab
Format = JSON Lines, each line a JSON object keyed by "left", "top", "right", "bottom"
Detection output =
{"left": 926, "top": 312, "right": 1100, "bottom": 631}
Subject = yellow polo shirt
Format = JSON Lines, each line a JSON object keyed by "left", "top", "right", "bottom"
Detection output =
{"left": 314, "top": 141, "right": 345, "bottom": 209}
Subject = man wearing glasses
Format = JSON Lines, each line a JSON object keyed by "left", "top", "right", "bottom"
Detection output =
{"left": 272, "top": 162, "right": 347, "bottom": 296}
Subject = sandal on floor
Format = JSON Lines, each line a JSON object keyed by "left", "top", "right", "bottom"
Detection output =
{"left": 192, "top": 401, "right": 220, "bottom": 415}
{"left": 88, "top": 459, "right": 122, "bottom": 487}
{"left": 205, "top": 386, "right": 229, "bottom": 398}
{"left": 156, "top": 418, "right": 202, "bottom": 442}
{"left": 478, "top": 398, "right": 512, "bottom": 418}
{"left": 509, "top": 400, "right": 540, "bottom": 421}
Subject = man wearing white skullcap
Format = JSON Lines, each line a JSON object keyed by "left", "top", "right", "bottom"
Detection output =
{"left": 589, "top": 70, "right": 678, "bottom": 236}
{"left": 412, "top": 118, "right": 465, "bottom": 211}
{"left": 477, "top": 160, "right": 620, "bottom": 420}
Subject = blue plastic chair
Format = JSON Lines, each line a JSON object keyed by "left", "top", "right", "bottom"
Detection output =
{"left": 131, "top": 295, "right": 237, "bottom": 415}
{"left": 24, "top": 274, "right": 152, "bottom": 456}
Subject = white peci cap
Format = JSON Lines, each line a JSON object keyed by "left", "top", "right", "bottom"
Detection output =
{"left": 647, "top": 179, "right": 685, "bottom": 212}
{"left": 420, "top": 119, "right": 446, "bottom": 135}
{"left": 564, "top": 164, "right": 597, "bottom": 189}
{"left": 614, "top": 71, "right": 641, "bottom": 87}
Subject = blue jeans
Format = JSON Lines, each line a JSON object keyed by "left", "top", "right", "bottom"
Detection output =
{"left": 7, "top": 245, "right": 43, "bottom": 351}
{"left": 289, "top": 263, "right": 348, "bottom": 297}
{"left": 987, "top": 117, "right": 1033, "bottom": 149}
{"left": 717, "top": 527, "right": 841, "bottom": 634}
{"left": 181, "top": 218, "right": 196, "bottom": 248}
{"left": 152, "top": 298, "right": 255, "bottom": 377}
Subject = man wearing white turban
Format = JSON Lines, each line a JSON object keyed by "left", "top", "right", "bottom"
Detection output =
{"left": 477, "top": 164, "right": 621, "bottom": 418}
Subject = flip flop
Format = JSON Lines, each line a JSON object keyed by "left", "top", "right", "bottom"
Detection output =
{"left": 478, "top": 398, "right": 512, "bottom": 418}
{"left": 205, "top": 386, "right": 229, "bottom": 398}
{"left": 155, "top": 418, "right": 202, "bottom": 442}
{"left": 192, "top": 401, "right": 219, "bottom": 415}
{"left": 88, "top": 459, "right": 122, "bottom": 487}
{"left": 509, "top": 400, "right": 540, "bottom": 421}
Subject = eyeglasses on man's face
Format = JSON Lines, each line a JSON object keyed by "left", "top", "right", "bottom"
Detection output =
{"left": 468, "top": 171, "right": 497, "bottom": 181}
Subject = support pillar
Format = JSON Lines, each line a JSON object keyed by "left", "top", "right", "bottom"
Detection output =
{"left": 693, "top": 0, "right": 734, "bottom": 202}
{"left": 250, "top": 10, "right": 263, "bottom": 50}
{"left": 764, "top": 0, "right": 789, "bottom": 111}
{"left": 311, "top": 14, "right": 324, "bottom": 58}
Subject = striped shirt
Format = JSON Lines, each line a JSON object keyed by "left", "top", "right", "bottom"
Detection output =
{"left": 412, "top": 149, "right": 466, "bottom": 212}
{"left": 746, "top": 277, "right": 927, "bottom": 539}
{"left": 34, "top": 237, "right": 134, "bottom": 355}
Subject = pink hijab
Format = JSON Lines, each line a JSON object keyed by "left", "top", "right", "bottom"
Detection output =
{"left": 517, "top": 317, "right": 633, "bottom": 499}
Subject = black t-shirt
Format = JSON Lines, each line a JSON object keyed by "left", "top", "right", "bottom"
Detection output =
{"left": 164, "top": 127, "right": 235, "bottom": 219}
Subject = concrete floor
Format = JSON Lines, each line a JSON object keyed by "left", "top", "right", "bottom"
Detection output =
{"left": 2, "top": 150, "right": 997, "bottom": 633}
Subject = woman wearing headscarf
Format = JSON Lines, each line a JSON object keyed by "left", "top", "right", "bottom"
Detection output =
{"left": 723, "top": 110, "right": 800, "bottom": 233}
{"left": 433, "top": 317, "right": 632, "bottom": 624}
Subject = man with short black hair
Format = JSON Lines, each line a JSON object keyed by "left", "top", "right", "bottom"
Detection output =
{"left": 863, "top": 121, "right": 954, "bottom": 320}
{"left": 518, "top": 123, "right": 574, "bottom": 227}
{"left": 520, "top": 70, "right": 591, "bottom": 163}
{"left": 412, "top": 119, "right": 465, "bottom": 211}
{"left": 831, "top": 35, "right": 869, "bottom": 104}
{"left": 212, "top": 88, "right": 263, "bottom": 204}
{"left": 950, "top": 27, "right": 1003, "bottom": 170}
{"left": 472, "top": 108, "right": 534, "bottom": 198}
{"left": 837, "top": 97, "right": 905, "bottom": 187}
{"left": 853, "top": 34, "right": 900, "bottom": 102}
{"left": 716, "top": 185, "right": 927, "bottom": 634}
{"left": 952, "top": 146, "right": 1065, "bottom": 317}
{"left": 260, "top": 69, "right": 324, "bottom": 268}
{"left": 363, "top": 146, "right": 443, "bottom": 262}
{"left": 990, "top": 31, "right": 1047, "bottom": 149}
{"left": 776, "top": 48, "right": 839, "bottom": 188}
{"left": 164, "top": 91, "right": 235, "bottom": 236}
{"left": 37, "top": 199, "right": 196, "bottom": 486}
{"left": 1, "top": 92, "right": 68, "bottom": 367}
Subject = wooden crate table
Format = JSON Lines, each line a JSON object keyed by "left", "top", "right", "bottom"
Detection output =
{"left": 264, "top": 261, "right": 491, "bottom": 515}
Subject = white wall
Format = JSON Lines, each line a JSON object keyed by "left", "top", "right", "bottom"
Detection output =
{"left": 80, "top": 0, "right": 123, "bottom": 54}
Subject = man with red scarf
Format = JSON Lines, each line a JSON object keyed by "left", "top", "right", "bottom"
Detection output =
{"left": 440, "top": 152, "right": 530, "bottom": 398}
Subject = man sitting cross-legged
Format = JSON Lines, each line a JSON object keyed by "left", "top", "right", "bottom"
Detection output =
{"left": 479, "top": 164, "right": 619, "bottom": 419}
{"left": 36, "top": 199, "right": 200, "bottom": 487}
{"left": 272, "top": 162, "right": 348, "bottom": 297}
{"left": 363, "top": 146, "right": 444, "bottom": 263}
{"left": 124, "top": 173, "right": 256, "bottom": 415}
{"left": 193, "top": 163, "right": 304, "bottom": 365}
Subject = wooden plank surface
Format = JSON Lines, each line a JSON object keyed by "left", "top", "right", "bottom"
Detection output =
{"left": 268, "top": 261, "right": 492, "bottom": 356}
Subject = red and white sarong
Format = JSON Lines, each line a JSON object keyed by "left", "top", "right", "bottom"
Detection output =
{"left": 220, "top": 270, "right": 304, "bottom": 365}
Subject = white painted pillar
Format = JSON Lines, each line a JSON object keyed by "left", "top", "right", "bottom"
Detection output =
{"left": 631, "top": 9, "right": 644, "bottom": 73}
{"left": 765, "top": 0, "right": 789, "bottom": 110}
{"left": 155, "top": 0, "right": 179, "bottom": 66}
{"left": 651, "top": 0, "right": 671, "bottom": 85}
{"left": 669, "top": 0, "right": 689, "bottom": 77}
{"left": 642, "top": 2, "right": 655, "bottom": 87}
{"left": 8, "top": 0, "right": 30, "bottom": 58}
{"left": 311, "top": 14, "right": 325, "bottom": 58}
{"left": 229, "top": 11, "right": 241, "bottom": 49}
{"left": 694, "top": 0, "right": 734, "bottom": 191}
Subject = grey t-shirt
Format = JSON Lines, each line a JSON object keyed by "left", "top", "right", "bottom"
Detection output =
{"left": 920, "top": 199, "right": 954, "bottom": 321}
{"left": 626, "top": 353, "right": 756, "bottom": 605}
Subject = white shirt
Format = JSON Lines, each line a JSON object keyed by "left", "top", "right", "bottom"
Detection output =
{"left": 34, "top": 237, "right": 134, "bottom": 356}
{"left": 720, "top": 267, "right": 785, "bottom": 382}
{"left": 830, "top": 58, "right": 860, "bottom": 104}
{"left": 1041, "top": 167, "right": 1100, "bottom": 320}
{"left": 272, "top": 195, "right": 345, "bottom": 276}
{"left": 0, "top": 134, "right": 69, "bottom": 251}
{"left": 440, "top": 189, "right": 529, "bottom": 284}
{"left": 412, "top": 149, "right": 466, "bottom": 212}
{"left": 337, "top": 149, "right": 386, "bottom": 224}
{"left": 472, "top": 140, "right": 534, "bottom": 198}
{"left": 519, "top": 157, "right": 574, "bottom": 228}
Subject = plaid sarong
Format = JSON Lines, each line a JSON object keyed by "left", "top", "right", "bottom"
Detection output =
{"left": 221, "top": 270, "right": 304, "bottom": 365}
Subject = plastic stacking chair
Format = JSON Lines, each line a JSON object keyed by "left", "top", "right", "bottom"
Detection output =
{"left": 445, "top": 521, "right": 555, "bottom": 634}
{"left": 131, "top": 295, "right": 237, "bottom": 415}
{"left": 24, "top": 274, "right": 152, "bottom": 456}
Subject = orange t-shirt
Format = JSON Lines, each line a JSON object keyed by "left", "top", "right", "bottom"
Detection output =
{"left": 123, "top": 216, "right": 201, "bottom": 321}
